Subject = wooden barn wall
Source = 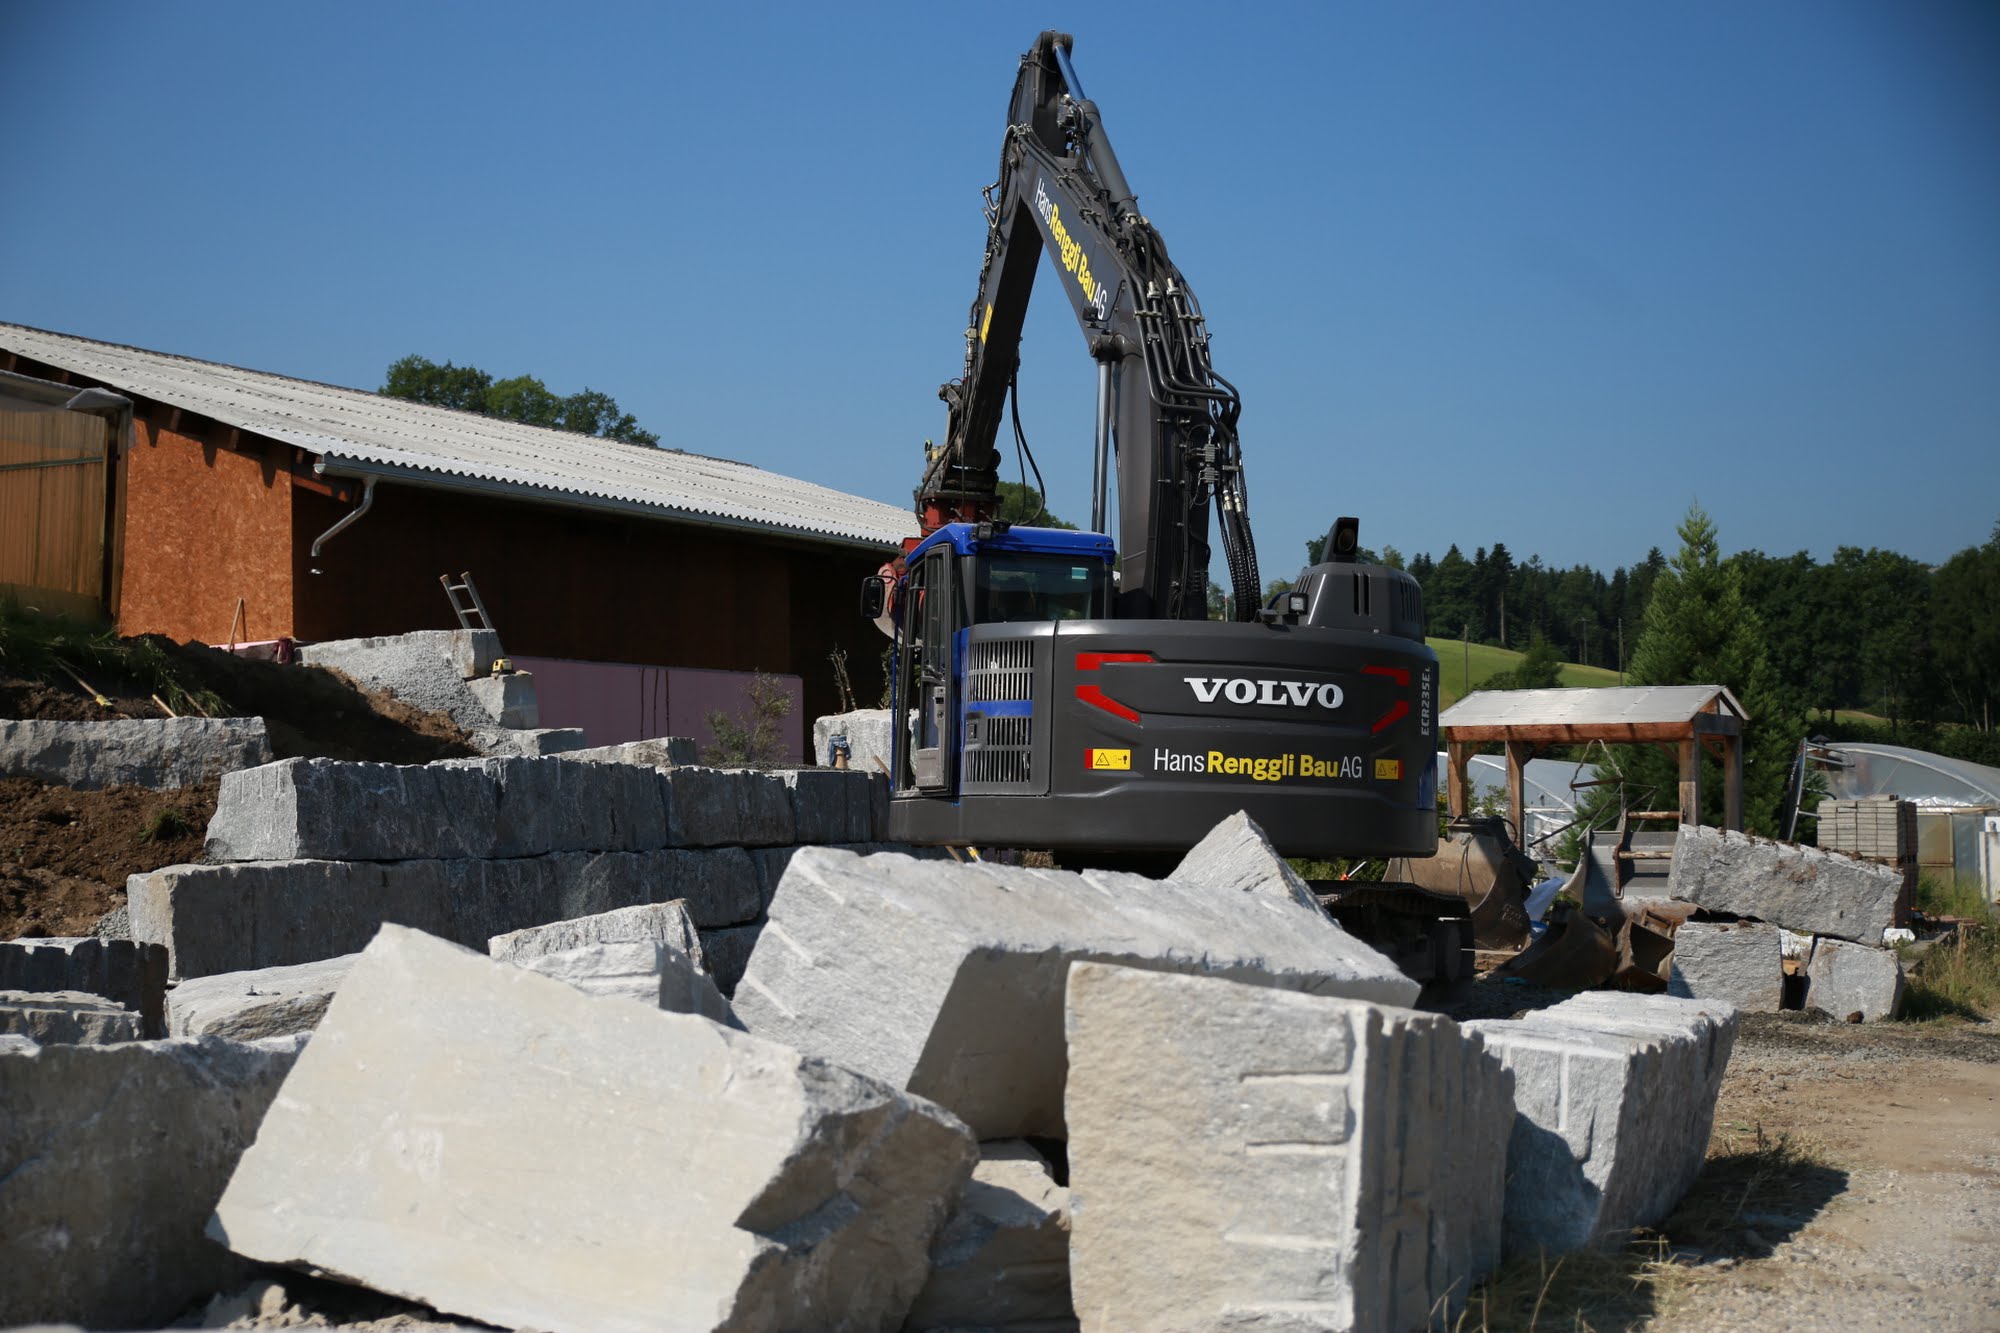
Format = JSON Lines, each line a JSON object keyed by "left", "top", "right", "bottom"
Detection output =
{"left": 118, "top": 413, "right": 297, "bottom": 644}
{"left": 0, "top": 408, "right": 108, "bottom": 612}
{"left": 293, "top": 482, "right": 890, "bottom": 725}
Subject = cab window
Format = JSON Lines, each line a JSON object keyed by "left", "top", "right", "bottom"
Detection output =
{"left": 973, "top": 554, "right": 1107, "bottom": 624}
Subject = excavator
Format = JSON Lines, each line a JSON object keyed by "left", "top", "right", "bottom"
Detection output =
{"left": 864, "top": 32, "right": 1442, "bottom": 900}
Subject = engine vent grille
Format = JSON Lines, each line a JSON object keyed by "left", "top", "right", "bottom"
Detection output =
{"left": 967, "top": 639, "right": 1035, "bottom": 701}
{"left": 963, "top": 637, "right": 1038, "bottom": 793}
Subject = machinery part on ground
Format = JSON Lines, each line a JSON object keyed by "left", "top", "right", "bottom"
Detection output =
{"left": 1316, "top": 882, "right": 1473, "bottom": 988}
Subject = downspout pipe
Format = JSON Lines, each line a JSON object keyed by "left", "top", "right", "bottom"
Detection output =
{"left": 309, "top": 475, "right": 376, "bottom": 573}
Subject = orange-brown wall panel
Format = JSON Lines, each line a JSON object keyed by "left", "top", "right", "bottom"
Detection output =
{"left": 118, "top": 418, "right": 294, "bottom": 643}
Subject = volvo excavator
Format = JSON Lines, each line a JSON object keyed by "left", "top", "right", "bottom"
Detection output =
{"left": 865, "top": 32, "right": 1443, "bottom": 897}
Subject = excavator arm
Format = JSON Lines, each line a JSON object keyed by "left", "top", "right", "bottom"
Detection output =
{"left": 918, "top": 31, "right": 1261, "bottom": 622}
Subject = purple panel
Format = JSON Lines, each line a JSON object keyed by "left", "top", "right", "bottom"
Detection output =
{"left": 513, "top": 656, "right": 805, "bottom": 762}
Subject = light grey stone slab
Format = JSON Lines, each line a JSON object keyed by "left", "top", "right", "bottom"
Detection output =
{"left": 0, "top": 936, "right": 166, "bottom": 1037}
{"left": 811, "top": 709, "right": 909, "bottom": 778}
{"left": 1465, "top": 993, "right": 1738, "bottom": 1255}
{"left": 733, "top": 821, "right": 1420, "bottom": 1140}
{"left": 467, "top": 726, "right": 589, "bottom": 756}
{"left": 1666, "top": 824, "right": 1902, "bottom": 941}
{"left": 1064, "top": 962, "right": 1509, "bottom": 1332}
{"left": 0, "top": 1033, "right": 304, "bottom": 1330}
{"left": 204, "top": 758, "right": 501, "bottom": 863}
{"left": 1805, "top": 936, "right": 1905, "bottom": 1021}
{"left": 166, "top": 954, "right": 358, "bottom": 1039}
{"left": 906, "top": 1140, "right": 1072, "bottom": 1332}
{"left": 668, "top": 767, "right": 797, "bottom": 847}
{"left": 298, "top": 630, "right": 502, "bottom": 731}
{"left": 465, "top": 671, "right": 539, "bottom": 728}
{"left": 491, "top": 900, "right": 731, "bottom": 1025}
{"left": 0, "top": 990, "right": 142, "bottom": 1044}
{"left": 489, "top": 899, "right": 706, "bottom": 968}
{"left": 131, "top": 848, "right": 763, "bottom": 981}
{"left": 210, "top": 925, "right": 978, "bottom": 1333}
{"left": 0, "top": 716, "right": 272, "bottom": 790}
{"left": 559, "top": 736, "right": 700, "bottom": 767}
{"left": 1668, "top": 920, "right": 1784, "bottom": 1010}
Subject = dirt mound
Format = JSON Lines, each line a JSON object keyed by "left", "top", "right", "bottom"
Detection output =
{"left": 1, "top": 633, "right": 475, "bottom": 764}
{"left": 0, "top": 777, "right": 215, "bottom": 939}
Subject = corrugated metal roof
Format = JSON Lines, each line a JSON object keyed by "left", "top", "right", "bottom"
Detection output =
{"left": 1439, "top": 684, "right": 1747, "bottom": 729}
{"left": 0, "top": 322, "right": 919, "bottom": 551}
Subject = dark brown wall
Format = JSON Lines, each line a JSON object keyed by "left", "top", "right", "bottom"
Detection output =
{"left": 293, "top": 480, "right": 891, "bottom": 725}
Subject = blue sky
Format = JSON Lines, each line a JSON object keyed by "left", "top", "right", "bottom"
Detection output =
{"left": 2, "top": 2, "right": 1995, "bottom": 581}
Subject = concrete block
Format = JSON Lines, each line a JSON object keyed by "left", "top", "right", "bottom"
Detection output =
{"left": 458, "top": 755, "right": 670, "bottom": 857}
{"left": 465, "top": 670, "right": 539, "bottom": 729}
{"left": 491, "top": 900, "right": 731, "bottom": 1025}
{"left": 166, "top": 955, "right": 358, "bottom": 1040}
{"left": 1064, "top": 963, "right": 1509, "bottom": 1332}
{"left": 1465, "top": 993, "right": 1739, "bottom": 1255}
{"left": 559, "top": 736, "right": 699, "bottom": 767}
{"left": 668, "top": 766, "right": 797, "bottom": 846}
{"left": 131, "top": 847, "right": 762, "bottom": 981}
{"left": 299, "top": 630, "right": 503, "bottom": 731}
{"left": 1805, "top": 936, "right": 1905, "bottom": 1021}
{"left": 811, "top": 708, "right": 909, "bottom": 776}
{"left": 0, "top": 936, "right": 166, "bottom": 1037}
{"left": 204, "top": 758, "right": 501, "bottom": 863}
{"left": 211, "top": 925, "right": 978, "bottom": 1333}
{"left": 0, "top": 1033, "right": 305, "bottom": 1329}
{"left": 0, "top": 990, "right": 142, "bottom": 1044}
{"left": 699, "top": 922, "right": 763, "bottom": 998}
{"left": 779, "top": 767, "right": 876, "bottom": 844}
{"left": 0, "top": 716, "right": 272, "bottom": 790}
{"left": 467, "top": 726, "right": 590, "bottom": 756}
{"left": 1668, "top": 920, "right": 1784, "bottom": 1010}
{"left": 732, "top": 827, "right": 1420, "bottom": 1139}
{"left": 906, "top": 1140, "right": 1071, "bottom": 1331}
{"left": 1667, "top": 824, "right": 1902, "bottom": 942}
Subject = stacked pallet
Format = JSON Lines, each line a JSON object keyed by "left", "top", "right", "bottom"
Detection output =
{"left": 1817, "top": 796, "right": 1918, "bottom": 923}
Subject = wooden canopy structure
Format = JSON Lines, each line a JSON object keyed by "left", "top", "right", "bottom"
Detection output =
{"left": 1438, "top": 685, "right": 1749, "bottom": 835}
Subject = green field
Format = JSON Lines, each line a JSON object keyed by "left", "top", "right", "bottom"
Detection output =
{"left": 1425, "top": 637, "right": 1623, "bottom": 710}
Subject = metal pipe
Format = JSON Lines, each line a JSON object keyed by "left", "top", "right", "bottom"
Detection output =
{"left": 1091, "top": 358, "right": 1113, "bottom": 533}
{"left": 308, "top": 475, "right": 376, "bottom": 571}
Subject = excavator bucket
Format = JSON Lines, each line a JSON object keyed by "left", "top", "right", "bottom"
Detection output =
{"left": 1387, "top": 817, "right": 1535, "bottom": 953}
{"left": 1604, "top": 901, "right": 1694, "bottom": 992}
{"left": 1495, "top": 905, "right": 1619, "bottom": 989}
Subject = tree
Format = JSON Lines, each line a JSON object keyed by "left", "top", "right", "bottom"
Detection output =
{"left": 1476, "top": 631, "right": 1563, "bottom": 691}
{"left": 1602, "top": 505, "right": 1796, "bottom": 835}
{"left": 994, "top": 481, "right": 1074, "bottom": 529}
{"left": 381, "top": 355, "right": 661, "bottom": 447}
{"left": 1933, "top": 523, "right": 2000, "bottom": 730}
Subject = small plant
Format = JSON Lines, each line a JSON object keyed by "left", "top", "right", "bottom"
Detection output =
{"left": 828, "top": 644, "right": 856, "bottom": 714}
{"left": 704, "top": 672, "right": 795, "bottom": 768}
{"left": 139, "top": 807, "right": 191, "bottom": 843}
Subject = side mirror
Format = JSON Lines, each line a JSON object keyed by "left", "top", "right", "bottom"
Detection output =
{"left": 859, "top": 575, "right": 887, "bottom": 620}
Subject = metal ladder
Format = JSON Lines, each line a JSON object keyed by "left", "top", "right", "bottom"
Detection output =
{"left": 439, "top": 572, "right": 495, "bottom": 632}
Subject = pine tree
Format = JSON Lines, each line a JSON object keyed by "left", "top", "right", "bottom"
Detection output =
{"left": 1597, "top": 505, "right": 1797, "bottom": 835}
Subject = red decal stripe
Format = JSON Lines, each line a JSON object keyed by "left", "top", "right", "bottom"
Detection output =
{"left": 1076, "top": 651, "right": 1154, "bottom": 672}
{"left": 1371, "top": 699, "right": 1410, "bottom": 735}
{"left": 1364, "top": 664, "right": 1411, "bottom": 687}
{"left": 1076, "top": 684, "right": 1140, "bottom": 723}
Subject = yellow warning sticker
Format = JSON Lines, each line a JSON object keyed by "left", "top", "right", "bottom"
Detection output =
{"left": 1374, "top": 758, "right": 1403, "bottom": 780}
{"left": 1087, "top": 748, "right": 1132, "bottom": 771}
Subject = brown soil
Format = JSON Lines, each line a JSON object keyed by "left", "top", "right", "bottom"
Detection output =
{"left": 0, "top": 777, "right": 215, "bottom": 938}
{"left": 3, "top": 629, "right": 479, "bottom": 942}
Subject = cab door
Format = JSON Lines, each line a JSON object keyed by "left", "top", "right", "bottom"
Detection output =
{"left": 909, "top": 544, "right": 956, "bottom": 793}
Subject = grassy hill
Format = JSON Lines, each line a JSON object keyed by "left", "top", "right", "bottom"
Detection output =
{"left": 1425, "top": 637, "right": 1623, "bottom": 711}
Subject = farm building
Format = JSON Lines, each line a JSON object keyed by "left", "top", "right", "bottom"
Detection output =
{"left": 0, "top": 322, "right": 916, "bottom": 749}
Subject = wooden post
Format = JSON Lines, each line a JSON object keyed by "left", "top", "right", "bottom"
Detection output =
{"left": 1506, "top": 740, "right": 1532, "bottom": 844}
{"left": 1446, "top": 740, "right": 1472, "bottom": 820}
{"left": 1723, "top": 735, "right": 1745, "bottom": 831}
{"left": 1678, "top": 737, "right": 1701, "bottom": 826}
